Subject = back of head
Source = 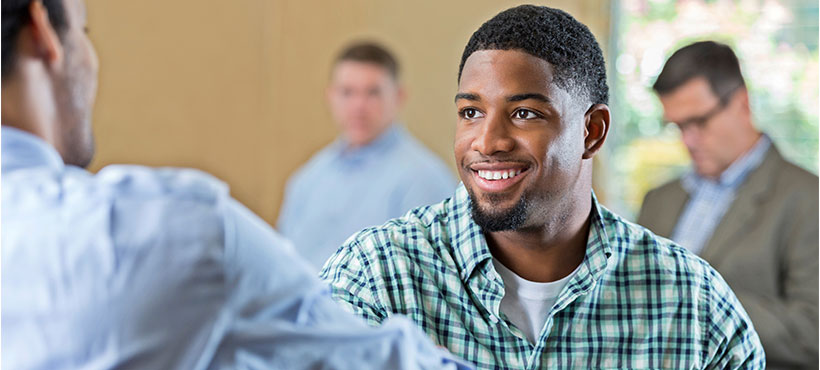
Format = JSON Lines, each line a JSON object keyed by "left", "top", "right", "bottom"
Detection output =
{"left": 334, "top": 41, "right": 399, "bottom": 80}
{"left": 653, "top": 41, "right": 745, "bottom": 101}
{"left": 2, "top": 0, "right": 68, "bottom": 81}
{"left": 457, "top": 4, "right": 608, "bottom": 106}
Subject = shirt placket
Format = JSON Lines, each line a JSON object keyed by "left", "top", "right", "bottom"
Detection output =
{"left": 467, "top": 261, "right": 531, "bottom": 368}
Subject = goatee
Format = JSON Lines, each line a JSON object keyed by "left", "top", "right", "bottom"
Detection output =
{"left": 468, "top": 189, "right": 531, "bottom": 232}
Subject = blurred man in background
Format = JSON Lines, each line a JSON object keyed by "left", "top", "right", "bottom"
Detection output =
{"left": 638, "top": 40, "right": 818, "bottom": 370}
{"left": 278, "top": 41, "right": 456, "bottom": 269}
{"left": 1, "top": 0, "right": 471, "bottom": 369}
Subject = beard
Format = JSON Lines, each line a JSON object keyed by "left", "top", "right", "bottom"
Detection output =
{"left": 468, "top": 188, "right": 532, "bottom": 232}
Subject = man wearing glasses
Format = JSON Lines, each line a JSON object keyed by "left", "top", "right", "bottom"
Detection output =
{"left": 638, "top": 40, "right": 818, "bottom": 370}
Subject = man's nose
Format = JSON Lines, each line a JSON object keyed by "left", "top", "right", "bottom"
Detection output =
{"left": 471, "top": 113, "right": 515, "bottom": 155}
{"left": 680, "top": 126, "right": 700, "bottom": 150}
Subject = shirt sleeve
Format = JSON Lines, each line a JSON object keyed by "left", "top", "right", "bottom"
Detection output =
{"left": 319, "top": 234, "right": 391, "bottom": 327}
{"left": 702, "top": 268, "right": 767, "bottom": 369}
{"left": 212, "top": 198, "right": 472, "bottom": 370}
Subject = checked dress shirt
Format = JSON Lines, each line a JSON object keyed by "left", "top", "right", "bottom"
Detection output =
{"left": 320, "top": 184, "right": 765, "bottom": 369}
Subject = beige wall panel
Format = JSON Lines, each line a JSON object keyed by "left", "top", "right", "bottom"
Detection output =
{"left": 87, "top": 0, "right": 611, "bottom": 225}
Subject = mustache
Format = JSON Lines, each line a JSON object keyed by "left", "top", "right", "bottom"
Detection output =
{"left": 463, "top": 155, "right": 531, "bottom": 167}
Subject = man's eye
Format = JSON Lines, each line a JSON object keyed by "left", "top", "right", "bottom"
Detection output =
{"left": 460, "top": 108, "right": 482, "bottom": 119}
{"left": 514, "top": 109, "right": 539, "bottom": 119}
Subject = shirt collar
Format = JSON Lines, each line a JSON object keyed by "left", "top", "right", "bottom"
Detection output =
{"left": 2, "top": 126, "right": 65, "bottom": 174}
{"left": 682, "top": 134, "right": 771, "bottom": 192}
{"left": 332, "top": 124, "right": 403, "bottom": 164}
{"left": 449, "top": 183, "right": 613, "bottom": 285}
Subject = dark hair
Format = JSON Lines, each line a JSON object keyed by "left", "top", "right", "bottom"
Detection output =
{"left": 2, "top": 0, "right": 68, "bottom": 80}
{"left": 333, "top": 41, "right": 399, "bottom": 80}
{"left": 653, "top": 41, "right": 745, "bottom": 101}
{"left": 458, "top": 5, "right": 608, "bottom": 105}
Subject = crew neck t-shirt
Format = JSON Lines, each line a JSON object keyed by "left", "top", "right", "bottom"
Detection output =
{"left": 492, "top": 259, "right": 581, "bottom": 344}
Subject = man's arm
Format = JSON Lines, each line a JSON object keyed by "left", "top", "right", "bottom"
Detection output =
{"left": 216, "top": 198, "right": 470, "bottom": 370}
{"left": 318, "top": 232, "right": 390, "bottom": 327}
{"left": 703, "top": 269, "right": 767, "bottom": 369}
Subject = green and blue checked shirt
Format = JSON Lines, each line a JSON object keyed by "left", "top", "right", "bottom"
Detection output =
{"left": 320, "top": 185, "right": 765, "bottom": 369}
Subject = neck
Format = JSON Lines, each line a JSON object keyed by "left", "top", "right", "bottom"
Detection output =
{"left": 707, "top": 128, "right": 762, "bottom": 180}
{"left": 1, "top": 68, "right": 58, "bottom": 148}
{"left": 487, "top": 191, "right": 592, "bottom": 283}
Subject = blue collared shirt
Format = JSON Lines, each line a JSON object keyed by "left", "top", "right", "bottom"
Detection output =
{"left": 1, "top": 126, "right": 470, "bottom": 370}
{"left": 671, "top": 135, "right": 771, "bottom": 255}
{"left": 278, "top": 124, "right": 457, "bottom": 268}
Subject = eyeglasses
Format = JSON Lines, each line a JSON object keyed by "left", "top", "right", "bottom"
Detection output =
{"left": 663, "top": 85, "right": 742, "bottom": 132}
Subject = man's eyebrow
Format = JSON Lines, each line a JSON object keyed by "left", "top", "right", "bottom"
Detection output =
{"left": 455, "top": 93, "right": 480, "bottom": 103}
{"left": 507, "top": 93, "right": 551, "bottom": 103}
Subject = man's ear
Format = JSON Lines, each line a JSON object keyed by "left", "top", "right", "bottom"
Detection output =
{"left": 28, "top": 0, "right": 64, "bottom": 70}
{"left": 582, "top": 104, "right": 610, "bottom": 159}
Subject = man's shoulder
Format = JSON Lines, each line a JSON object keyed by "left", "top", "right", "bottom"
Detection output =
{"left": 644, "top": 176, "right": 685, "bottom": 200}
{"left": 321, "top": 197, "right": 456, "bottom": 273}
{"left": 352, "top": 200, "right": 451, "bottom": 252}
{"left": 390, "top": 130, "right": 452, "bottom": 174}
{"left": 601, "top": 206, "right": 715, "bottom": 282}
{"left": 95, "top": 164, "right": 230, "bottom": 205}
{"left": 602, "top": 207, "right": 757, "bottom": 339}
{"left": 768, "top": 149, "right": 818, "bottom": 189}
{"left": 285, "top": 142, "right": 339, "bottom": 185}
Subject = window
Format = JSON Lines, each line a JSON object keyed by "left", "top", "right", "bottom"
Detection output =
{"left": 605, "top": 0, "right": 819, "bottom": 219}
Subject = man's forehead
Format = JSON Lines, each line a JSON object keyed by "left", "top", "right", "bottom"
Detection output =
{"left": 457, "top": 50, "right": 563, "bottom": 99}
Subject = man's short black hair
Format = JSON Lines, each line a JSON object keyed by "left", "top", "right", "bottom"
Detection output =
{"left": 2, "top": 0, "right": 68, "bottom": 80}
{"left": 334, "top": 41, "right": 399, "bottom": 80}
{"left": 458, "top": 5, "right": 609, "bottom": 106}
{"left": 653, "top": 41, "right": 745, "bottom": 101}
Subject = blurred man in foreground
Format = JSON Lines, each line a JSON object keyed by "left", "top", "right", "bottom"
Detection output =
{"left": 0, "top": 0, "right": 470, "bottom": 369}
{"left": 638, "top": 40, "right": 818, "bottom": 370}
{"left": 278, "top": 41, "right": 455, "bottom": 269}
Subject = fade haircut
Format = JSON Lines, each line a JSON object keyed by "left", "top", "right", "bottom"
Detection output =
{"left": 334, "top": 41, "right": 399, "bottom": 80}
{"left": 2, "top": 0, "right": 69, "bottom": 80}
{"left": 653, "top": 41, "right": 746, "bottom": 102}
{"left": 458, "top": 5, "right": 609, "bottom": 105}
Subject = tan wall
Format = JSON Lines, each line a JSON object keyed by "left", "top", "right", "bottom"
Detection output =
{"left": 87, "top": 0, "right": 611, "bottom": 225}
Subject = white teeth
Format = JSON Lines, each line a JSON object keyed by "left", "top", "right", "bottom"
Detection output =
{"left": 476, "top": 169, "right": 525, "bottom": 181}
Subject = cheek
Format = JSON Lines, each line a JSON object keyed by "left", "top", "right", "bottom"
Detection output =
{"left": 543, "top": 127, "right": 583, "bottom": 171}
{"left": 453, "top": 128, "right": 474, "bottom": 163}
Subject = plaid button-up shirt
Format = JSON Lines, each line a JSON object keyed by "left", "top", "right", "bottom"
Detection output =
{"left": 320, "top": 185, "right": 765, "bottom": 369}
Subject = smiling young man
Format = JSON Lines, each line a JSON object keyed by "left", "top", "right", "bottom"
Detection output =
{"left": 321, "top": 5, "right": 765, "bottom": 369}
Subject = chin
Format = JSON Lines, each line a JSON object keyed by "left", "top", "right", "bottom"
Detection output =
{"left": 466, "top": 184, "right": 530, "bottom": 232}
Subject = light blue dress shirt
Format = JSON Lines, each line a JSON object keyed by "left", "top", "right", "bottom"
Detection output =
{"left": 278, "top": 124, "right": 456, "bottom": 269}
{"left": 1, "top": 126, "right": 470, "bottom": 370}
{"left": 671, "top": 135, "right": 771, "bottom": 255}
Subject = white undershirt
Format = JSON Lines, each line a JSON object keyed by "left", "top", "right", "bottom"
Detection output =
{"left": 492, "top": 259, "right": 581, "bottom": 344}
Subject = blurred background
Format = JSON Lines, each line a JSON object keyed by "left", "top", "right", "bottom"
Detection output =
{"left": 85, "top": 0, "right": 818, "bottom": 225}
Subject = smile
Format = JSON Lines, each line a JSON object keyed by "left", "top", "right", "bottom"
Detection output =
{"left": 476, "top": 169, "right": 523, "bottom": 180}
{"left": 470, "top": 165, "right": 529, "bottom": 193}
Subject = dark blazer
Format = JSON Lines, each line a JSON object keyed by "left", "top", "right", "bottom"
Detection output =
{"left": 638, "top": 145, "right": 819, "bottom": 370}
